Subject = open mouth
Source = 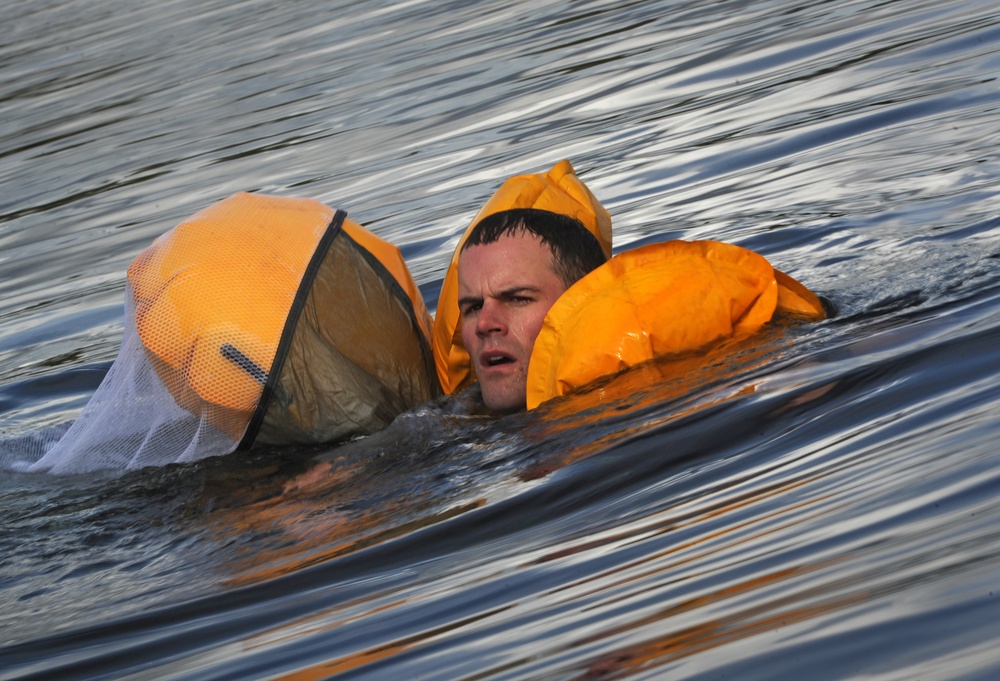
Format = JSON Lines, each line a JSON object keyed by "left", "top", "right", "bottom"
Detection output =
{"left": 482, "top": 352, "right": 515, "bottom": 367}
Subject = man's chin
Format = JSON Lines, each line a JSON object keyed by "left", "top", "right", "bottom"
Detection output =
{"left": 480, "top": 382, "right": 527, "bottom": 414}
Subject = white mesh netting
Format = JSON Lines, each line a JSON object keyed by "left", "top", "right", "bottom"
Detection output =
{"left": 22, "top": 284, "right": 237, "bottom": 474}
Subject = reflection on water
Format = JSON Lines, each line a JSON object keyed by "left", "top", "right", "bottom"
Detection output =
{"left": 3, "top": 0, "right": 1000, "bottom": 678}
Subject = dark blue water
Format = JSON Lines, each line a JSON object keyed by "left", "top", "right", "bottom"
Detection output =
{"left": 3, "top": 0, "right": 1000, "bottom": 678}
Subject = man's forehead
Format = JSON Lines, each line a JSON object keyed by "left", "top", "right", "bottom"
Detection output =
{"left": 459, "top": 231, "right": 554, "bottom": 264}
{"left": 459, "top": 233, "right": 557, "bottom": 285}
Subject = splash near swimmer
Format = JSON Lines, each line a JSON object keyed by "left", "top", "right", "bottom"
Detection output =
{"left": 23, "top": 160, "right": 824, "bottom": 473}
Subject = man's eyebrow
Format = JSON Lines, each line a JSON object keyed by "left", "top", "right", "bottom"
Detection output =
{"left": 458, "top": 294, "right": 483, "bottom": 309}
{"left": 458, "top": 286, "right": 540, "bottom": 309}
{"left": 495, "top": 286, "right": 541, "bottom": 299}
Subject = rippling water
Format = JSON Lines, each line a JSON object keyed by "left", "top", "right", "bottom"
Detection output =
{"left": 3, "top": 0, "right": 1000, "bottom": 678}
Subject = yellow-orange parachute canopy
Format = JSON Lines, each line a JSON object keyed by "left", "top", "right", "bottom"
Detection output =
{"left": 130, "top": 192, "right": 438, "bottom": 447}
{"left": 32, "top": 192, "right": 439, "bottom": 473}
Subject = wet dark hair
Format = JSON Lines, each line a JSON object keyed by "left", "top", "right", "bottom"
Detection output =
{"left": 461, "top": 208, "right": 608, "bottom": 288}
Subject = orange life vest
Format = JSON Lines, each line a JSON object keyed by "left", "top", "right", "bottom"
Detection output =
{"left": 432, "top": 161, "right": 826, "bottom": 409}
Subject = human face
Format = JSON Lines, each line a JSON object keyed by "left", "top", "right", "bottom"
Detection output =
{"left": 458, "top": 232, "right": 568, "bottom": 413}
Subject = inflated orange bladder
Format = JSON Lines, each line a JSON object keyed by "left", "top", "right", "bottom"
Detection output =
{"left": 526, "top": 240, "right": 826, "bottom": 409}
{"left": 432, "top": 159, "right": 612, "bottom": 394}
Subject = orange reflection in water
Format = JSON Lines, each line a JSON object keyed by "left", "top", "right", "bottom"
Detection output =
{"left": 521, "top": 324, "right": 798, "bottom": 479}
{"left": 575, "top": 581, "right": 869, "bottom": 680}
{"left": 204, "top": 453, "right": 485, "bottom": 588}
{"left": 196, "top": 319, "right": 832, "bottom": 678}
{"left": 265, "top": 602, "right": 512, "bottom": 681}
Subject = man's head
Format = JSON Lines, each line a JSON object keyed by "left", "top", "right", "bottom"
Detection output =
{"left": 457, "top": 209, "right": 608, "bottom": 413}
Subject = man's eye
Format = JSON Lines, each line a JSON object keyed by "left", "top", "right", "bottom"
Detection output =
{"left": 460, "top": 304, "right": 480, "bottom": 317}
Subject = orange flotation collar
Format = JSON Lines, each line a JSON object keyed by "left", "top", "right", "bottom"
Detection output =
{"left": 526, "top": 240, "right": 826, "bottom": 409}
{"left": 432, "top": 161, "right": 826, "bottom": 410}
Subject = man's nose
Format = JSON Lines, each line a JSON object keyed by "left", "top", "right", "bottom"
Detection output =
{"left": 476, "top": 300, "right": 507, "bottom": 336}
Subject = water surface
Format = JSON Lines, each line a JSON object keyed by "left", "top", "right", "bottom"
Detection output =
{"left": 2, "top": 0, "right": 1000, "bottom": 678}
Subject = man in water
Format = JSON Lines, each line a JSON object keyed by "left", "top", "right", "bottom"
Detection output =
{"left": 457, "top": 208, "right": 608, "bottom": 413}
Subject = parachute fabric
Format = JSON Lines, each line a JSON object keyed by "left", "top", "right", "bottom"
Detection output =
{"left": 30, "top": 193, "right": 438, "bottom": 473}
{"left": 246, "top": 218, "right": 439, "bottom": 447}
